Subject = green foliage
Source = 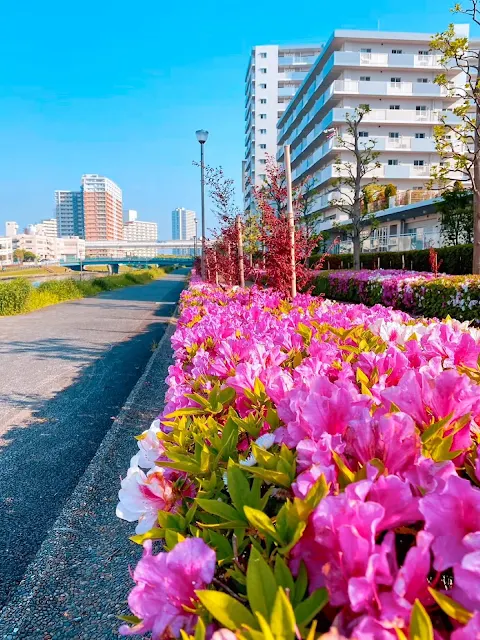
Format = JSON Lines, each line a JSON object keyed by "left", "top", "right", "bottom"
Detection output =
{"left": 0, "top": 269, "right": 158, "bottom": 316}
{"left": 436, "top": 185, "right": 473, "bottom": 246}
{"left": 310, "top": 244, "right": 474, "bottom": 275}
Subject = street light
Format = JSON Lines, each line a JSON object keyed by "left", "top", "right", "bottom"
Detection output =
{"left": 194, "top": 218, "right": 198, "bottom": 257}
{"left": 196, "top": 129, "right": 209, "bottom": 279}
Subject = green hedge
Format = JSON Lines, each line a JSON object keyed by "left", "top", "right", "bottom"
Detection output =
{"left": 311, "top": 244, "right": 473, "bottom": 275}
{"left": 0, "top": 269, "right": 161, "bottom": 316}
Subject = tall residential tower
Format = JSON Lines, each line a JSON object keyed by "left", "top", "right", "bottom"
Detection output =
{"left": 82, "top": 174, "right": 123, "bottom": 241}
{"left": 55, "top": 190, "right": 84, "bottom": 238}
{"left": 243, "top": 44, "right": 322, "bottom": 211}
{"left": 171, "top": 208, "right": 196, "bottom": 241}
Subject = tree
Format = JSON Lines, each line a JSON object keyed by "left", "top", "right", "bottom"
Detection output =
{"left": 436, "top": 182, "right": 473, "bottom": 245}
{"left": 329, "top": 105, "right": 381, "bottom": 270}
{"left": 13, "top": 248, "right": 24, "bottom": 263}
{"left": 23, "top": 251, "right": 37, "bottom": 262}
{"left": 430, "top": 7, "right": 480, "bottom": 273}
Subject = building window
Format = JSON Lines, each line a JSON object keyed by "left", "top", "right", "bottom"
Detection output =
{"left": 360, "top": 76, "right": 371, "bottom": 81}
{"left": 388, "top": 159, "right": 399, "bottom": 165}
{"left": 260, "top": 68, "right": 267, "bottom": 74}
{"left": 416, "top": 105, "right": 427, "bottom": 111}
{"left": 260, "top": 98, "right": 267, "bottom": 104}
{"left": 418, "top": 50, "right": 429, "bottom": 55}
{"left": 391, "top": 77, "right": 401, "bottom": 84}
{"left": 259, "top": 159, "right": 267, "bottom": 164}
{"left": 259, "top": 83, "right": 267, "bottom": 89}
{"left": 389, "top": 104, "right": 400, "bottom": 110}
{"left": 359, "top": 131, "right": 369, "bottom": 137}
{"left": 391, "top": 49, "right": 403, "bottom": 54}
{"left": 360, "top": 48, "right": 372, "bottom": 53}
{"left": 259, "top": 113, "right": 267, "bottom": 119}
{"left": 259, "top": 52, "right": 267, "bottom": 58}
{"left": 417, "top": 78, "right": 429, "bottom": 83}
{"left": 389, "top": 132, "right": 399, "bottom": 138}
{"left": 390, "top": 224, "right": 398, "bottom": 235}
{"left": 415, "top": 132, "right": 426, "bottom": 138}
{"left": 260, "top": 128, "right": 267, "bottom": 134}
{"left": 414, "top": 159, "right": 425, "bottom": 166}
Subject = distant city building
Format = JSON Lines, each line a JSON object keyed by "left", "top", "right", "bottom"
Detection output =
{"left": 0, "top": 236, "right": 13, "bottom": 264}
{"left": 27, "top": 218, "right": 58, "bottom": 238}
{"left": 12, "top": 235, "right": 85, "bottom": 262}
{"left": 171, "top": 208, "right": 196, "bottom": 241}
{"left": 123, "top": 209, "right": 138, "bottom": 223}
{"left": 243, "top": 43, "right": 322, "bottom": 211}
{"left": 82, "top": 174, "right": 123, "bottom": 242}
{"left": 123, "top": 214, "right": 158, "bottom": 258}
{"left": 5, "top": 221, "right": 18, "bottom": 238}
{"left": 55, "top": 190, "right": 84, "bottom": 238}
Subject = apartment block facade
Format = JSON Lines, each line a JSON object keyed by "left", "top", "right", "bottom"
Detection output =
{"left": 171, "top": 208, "right": 196, "bottom": 241}
{"left": 55, "top": 190, "right": 84, "bottom": 238}
{"left": 244, "top": 44, "right": 322, "bottom": 211}
{"left": 123, "top": 218, "right": 158, "bottom": 258}
{"left": 12, "top": 234, "right": 85, "bottom": 261}
{"left": 32, "top": 218, "right": 58, "bottom": 237}
{"left": 277, "top": 28, "right": 469, "bottom": 242}
{"left": 5, "top": 221, "right": 19, "bottom": 238}
{"left": 82, "top": 174, "right": 123, "bottom": 242}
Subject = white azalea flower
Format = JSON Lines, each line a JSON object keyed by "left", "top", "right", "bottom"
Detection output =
{"left": 239, "top": 432, "right": 276, "bottom": 467}
{"left": 134, "top": 419, "right": 163, "bottom": 470}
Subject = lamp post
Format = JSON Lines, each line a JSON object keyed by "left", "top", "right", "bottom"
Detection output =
{"left": 196, "top": 129, "right": 209, "bottom": 279}
{"left": 194, "top": 218, "right": 198, "bottom": 257}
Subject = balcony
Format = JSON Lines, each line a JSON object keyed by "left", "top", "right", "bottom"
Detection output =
{"left": 278, "top": 71, "right": 308, "bottom": 82}
{"left": 278, "top": 85, "right": 298, "bottom": 98}
{"left": 333, "top": 51, "right": 443, "bottom": 69}
{"left": 279, "top": 55, "right": 317, "bottom": 66}
{"left": 334, "top": 78, "right": 448, "bottom": 97}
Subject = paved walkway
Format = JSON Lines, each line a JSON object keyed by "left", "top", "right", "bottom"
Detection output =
{"left": 0, "top": 271, "right": 187, "bottom": 610}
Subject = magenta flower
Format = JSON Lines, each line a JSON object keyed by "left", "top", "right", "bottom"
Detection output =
{"left": 420, "top": 475, "right": 480, "bottom": 571}
{"left": 119, "top": 538, "right": 216, "bottom": 639}
{"left": 451, "top": 612, "right": 480, "bottom": 639}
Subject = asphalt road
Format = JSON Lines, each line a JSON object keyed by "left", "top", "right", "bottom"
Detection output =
{"left": 0, "top": 270, "right": 187, "bottom": 608}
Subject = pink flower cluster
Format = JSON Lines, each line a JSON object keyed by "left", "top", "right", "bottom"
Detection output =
{"left": 119, "top": 280, "right": 480, "bottom": 639}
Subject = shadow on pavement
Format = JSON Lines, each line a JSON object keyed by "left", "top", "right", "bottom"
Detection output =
{"left": 0, "top": 298, "right": 180, "bottom": 608}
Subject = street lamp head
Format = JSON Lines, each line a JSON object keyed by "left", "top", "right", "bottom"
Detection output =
{"left": 196, "top": 129, "right": 209, "bottom": 144}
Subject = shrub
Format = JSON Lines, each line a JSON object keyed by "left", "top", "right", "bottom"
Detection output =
{"left": 116, "top": 281, "right": 480, "bottom": 640}
{"left": 315, "top": 269, "right": 480, "bottom": 321}
{"left": 0, "top": 279, "right": 32, "bottom": 315}
{"left": 310, "top": 244, "right": 474, "bottom": 275}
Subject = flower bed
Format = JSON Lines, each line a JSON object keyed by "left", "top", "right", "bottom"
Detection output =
{"left": 314, "top": 269, "right": 480, "bottom": 321}
{"left": 117, "top": 281, "right": 480, "bottom": 640}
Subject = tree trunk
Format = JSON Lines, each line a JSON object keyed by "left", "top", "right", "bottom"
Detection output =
{"left": 353, "top": 233, "right": 361, "bottom": 270}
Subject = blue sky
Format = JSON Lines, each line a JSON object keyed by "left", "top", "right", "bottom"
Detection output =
{"left": 0, "top": 0, "right": 472, "bottom": 238}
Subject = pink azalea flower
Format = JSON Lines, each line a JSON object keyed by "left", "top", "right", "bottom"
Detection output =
{"left": 420, "top": 475, "right": 480, "bottom": 571}
{"left": 119, "top": 538, "right": 216, "bottom": 639}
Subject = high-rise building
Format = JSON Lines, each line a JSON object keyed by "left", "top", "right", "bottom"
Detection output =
{"left": 123, "top": 209, "right": 138, "bottom": 223}
{"left": 55, "top": 190, "right": 84, "bottom": 238}
{"left": 171, "top": 208, "right": 196, "bottom": 241}
{"left": 276, "top": 27, "right": 469, "bottom": 237}
{"left": 81, "top": 174, "right": 123, "bottom": 241}
{"left": 123, "top": 215, "right": 158, "bottom": 257}
{"left": 31, "top": 218, "right": 58, "bottom": 237}
{"left": 243, "top": 44, "right": 322, "bottom": 211}
{"left": 5, "top": 221, "right": 19, "bottom": 237}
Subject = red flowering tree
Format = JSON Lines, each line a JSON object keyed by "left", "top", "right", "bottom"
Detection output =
{"left": 253, "top": 156, "right": 318, "bottom": 296}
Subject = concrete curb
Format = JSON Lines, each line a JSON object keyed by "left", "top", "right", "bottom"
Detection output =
{"left": 0, "top": 304, "right": 181, "bottom": 639}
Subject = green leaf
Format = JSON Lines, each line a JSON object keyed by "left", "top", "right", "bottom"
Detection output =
{"left": 207, "top": 530, "right": 234, "bottom": 562}
{"left": 246, "top": 547, "right": 278, "bottom": 619}
{"left": 165, "top": 529, "right": 185, "bottom": 549}
{"left": 129, "top": 528, "right": 165, "bottom": 545}
{"left": 274, "top": 555, "right": 295, "bottom": 595}
{"left": 428, "top": 588, "right": 473, "bottom": 624}
{"left": 255, "top": 612, "right": 276, "bottom": 640}
{"left": 118, "top": 614, "right": 141, "bottom": 624}
{"left": 196, "top": 498, "right": 244, "bottom": 522}
{"left": 166, "top": 408, "right": 207, "bottom": 417}
{"left": 196, "top": 590, "right": 257, "bottom": 631}
{"left": 227, "top": 462, "right": 252, "bottom": 512}
{"left": 410, "top": 599, "right": 434, "bottom": 640}
{"left": 293, "top": 562, "right": 308, "bottom": 606}
{"left": 243, "top": 466, "right": 291, "bottom": 488}
{"left": 244, "top": 506, "right": 280, "bottom": 542}
{"left": 194, "top": 617, "right": 206, "bottom": 640}
{"left": 270, "top": 588, "right": 296, "bottom": 640}
{"left": 218, "top": 387, "right": 236, "bottom": 406}
{"left": 294, "top": 588, "right": 328, "bottom": 626}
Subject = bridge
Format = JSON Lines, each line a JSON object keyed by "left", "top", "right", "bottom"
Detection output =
{"left": 62, "top": 255, "right": 193, "bottom": 274}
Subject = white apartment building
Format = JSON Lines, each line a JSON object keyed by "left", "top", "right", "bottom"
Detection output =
{"left": 277, "top": 27, "right": 469, "bottom": 240}
{"left": 123, "top": 209, "right": 138, "bottom": 223}
{"left": 244, "top": 44, "right": 322, "bottom": 211}
{"left": 171, "top": 208, "right": 196, "bottom": 241}
{"left": 5, "top": 221, "right": 19, "bottom": 238}
{"left": 0, "top": 237, "right": 13, "bottom": 264}
{"left": 12, "top": 234, "right": 85, "bottom": 262}
{"left": 29, "top": 218, "right": 58, "bottom": 237}
{"left": 123, "top": 218, "right": 158, "bottom": 258}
